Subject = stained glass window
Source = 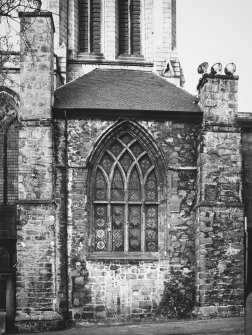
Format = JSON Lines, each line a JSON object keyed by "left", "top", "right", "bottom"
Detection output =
{"left": 100, "top": 153, "right": 114, "bottom": 175}
{"left": 94, "top": 169, "right": 107, "bottom": 200}
{"left": 128, "top": 205, "right": 141, "bottom": 251}
{"left": 145, "top": 171, "right": 158, "bottom": 201}
{"left": 145, "top": 205, "right": 158, "bottom": 252}
{"left": 94, "top": 205, "right": 108, "bottom": 251}
{"left": 111, "top": 168, "right": 125, "bottom": 201}
{"left": 120, "top": 152, "right": 133, "bottom": 174}
{"left": 93, "top": 132, "right": 159, "bottom": 254}
{"left": 129, "top": 168, "right": 141, "bottom": 201}
{"left": 112, "top": 205, "right": 124, "bottom": 251}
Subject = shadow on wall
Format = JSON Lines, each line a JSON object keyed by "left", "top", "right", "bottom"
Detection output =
{"left": 71, "top": 261, "right": 92, "bottom": 319}
{"left": 156, "top": 267, "right": 195, "bottom": 319}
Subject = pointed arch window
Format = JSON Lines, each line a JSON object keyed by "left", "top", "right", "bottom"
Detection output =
{"left": 92, "top": 131, "right": 159, "bottom": 255}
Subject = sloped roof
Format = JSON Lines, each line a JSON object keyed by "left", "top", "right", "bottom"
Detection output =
{"left": 53, "top": 68, "right": 201, "bottom": 113}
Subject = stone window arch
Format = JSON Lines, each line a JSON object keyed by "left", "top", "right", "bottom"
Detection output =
{"left": 87, "top": 120, "right": 167, "bottom": 259}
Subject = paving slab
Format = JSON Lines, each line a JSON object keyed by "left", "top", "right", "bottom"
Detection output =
{"left": 12, "top": 317, "right": 244, "bottom": 335}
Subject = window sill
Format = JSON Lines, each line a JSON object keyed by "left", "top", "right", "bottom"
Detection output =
{"left": 87, "top": 251, "right": 160, "bottom": 261}
{"left": 116, "top": 54, "right": 144, "bottom": 62}
{"left": 70, "top": 54, "right": 152, "bottom": 67}
{"left": 77, "top": 52, "right": 104, "bottom": 60}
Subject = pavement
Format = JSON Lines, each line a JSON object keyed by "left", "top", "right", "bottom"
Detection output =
{"left": 13, "top": 317, "right": 245, "bottom": 335}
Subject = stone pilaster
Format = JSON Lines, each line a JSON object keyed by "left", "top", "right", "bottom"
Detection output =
{"left": 16, "top": 12, "right": 63, "bottom": 332}
{"left": 195, "top": 74, "right": 244, "bottom": 317}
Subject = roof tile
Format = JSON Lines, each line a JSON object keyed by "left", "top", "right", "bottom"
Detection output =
{"left": 53, "top": 69, "right": 201, "bottom": 113}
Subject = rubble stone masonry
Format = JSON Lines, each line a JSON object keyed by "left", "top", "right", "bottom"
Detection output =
{"left": 16, "top": 13, "right": 63, "bottom": 332}
{"left": 53, "top": 118, "right": 200, "bottom": 322}
{"left": 195, "top": 75, "right": 244, "bottom": 317}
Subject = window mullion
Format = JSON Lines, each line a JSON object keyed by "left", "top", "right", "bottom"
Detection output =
{"left": 141, "top": 203, "right": 145, "bottom": 252}
{"left": 107, "top": 201, "right": 112, "bottom": 252}
{"left": 88, "top": 0, "right": 91, "bottom": 53}
{"left": 125, "top": 180, "right": 129, "bottom": 253}
{"left": 128, "top": 0, "right": 131, "bottom": 54}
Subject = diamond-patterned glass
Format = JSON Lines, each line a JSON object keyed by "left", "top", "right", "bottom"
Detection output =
{"left": 145, "top": 205, "right": 158, "bottom": 252}
{"left": 129, "top": 168, "right": 141, "bottom": 201}
{"left": 111, "top": 168, "right": 125, "bottom": 200}
{"left": 129, "top": 205, "right": 141, "bottom": 251}
{"left": 95, "top": 170, "right": 107, "bottom": 200}
{"left": 139, "top": 155, "right": 152, "bottom": 175}
{"left": 119, "top": 133, "right": 133, "bottom": 145}
{"left": 93, "top": 133, "right": 160, "bottom": 254}
{"left": 111, "top": 206, "right": 124, "bottom": 250}
{"left": 120, "top": 152, "right": 133, "bottom": 174}
{"left": 100, "top": 153, "right": 114, "bottom": 174}
{"left": 129, "top": 228, "right": 141, "bottom": 251}
{"left": 146, "top": 241, "right": 158, "bottom": 251}
{"left": 109, "top": 141, "right": 123, "bottom": 157}
{"left": 130, "top": 142, "right": 144, "bottom": 158}
{"left": 112, "top": 229, "right": 124, "bottom": 251}
{"left": 128, "top": 205, "right": 141, "bottom": 228}
{"left": 145, "top": 171, "right": 158, "bottom": 201}
{"left": 94, "top": 205, "right": 107, "bottom": 251}
{"left": 112, "top": 205, "right": 124, "bottom": 228}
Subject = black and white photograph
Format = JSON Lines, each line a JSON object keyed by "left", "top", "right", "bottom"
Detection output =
{"left": 0, "top": 1, "right": 251, "bottom": 334}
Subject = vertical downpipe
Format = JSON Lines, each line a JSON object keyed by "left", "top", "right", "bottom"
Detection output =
{"left": 64, "top": 110, "right": 69, "bottom": 320}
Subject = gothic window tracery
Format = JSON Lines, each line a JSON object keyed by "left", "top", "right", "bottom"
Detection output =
{"left": 92, "top": 131, "right": 159, "bottom": 254}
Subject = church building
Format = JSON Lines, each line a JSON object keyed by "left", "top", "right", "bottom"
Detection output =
{"left": 0, "top": 0, "right": 249, "bottom": 332}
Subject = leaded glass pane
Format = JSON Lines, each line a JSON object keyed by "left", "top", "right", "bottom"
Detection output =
{"left": 119, "top": 133, "right": 133, "bottom": 145}
{"left": 100, "top": 153, "right": 114, "bottom": 174}
{"left": 94, "top": 205, "right": 108, "bottom": 251}
{"left": 129, "top": 168, "right": 141, "bottom": 201}
{"left": 130, "top": 142, "right": 144, "bottom": 158}
{"left": 128, "top": 205, "right": 141, "bottom": 228}
{"left": 109, "top": 141, "right": 123, "bottom": 157}
{"left": 112, "top": 205, "right": 124, "bottom": 228}
{"left": 145, "top": 171, "right": 158, "bottom": 201}
{"left": 145, "top": 205, "right": 158, "bottom": 252}
{"left": 111, "top": 168, "right": 125, "bottom": 200}
{"left": 94, "top": 170, "right": 107, "bottom": 200}
{"left": 93, "top": 131, "right": 160, "bottom": 254}
{"left": 139, "top": 155, "right": 152, "bottom": 175}
{"left": 112, "top": 205, "right": 124, "bottom": 251}
{"left": 129, "top": 205, "right": 141, "bottom": 251}
{"left": 120, "top": 152, "right": 133, "bottom": 174}
{"left": 129, "top": 229, "right": 141, "bottom": 251}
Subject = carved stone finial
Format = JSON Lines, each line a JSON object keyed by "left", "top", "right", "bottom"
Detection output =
{"left": 33, "top": 0, "right": 42, "bottom": 12}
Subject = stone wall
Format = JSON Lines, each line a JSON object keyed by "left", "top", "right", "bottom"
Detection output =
{"left": 53, "top": 117, "right": 200, "bottom": 322}
{"left": 15, "top": 12, "right": 63, "bottom": 332}
{"left": 241, "top": 129, "right": 252, "bottom": 294}
{"left": 195, "top": 74, "right": 244, "bottom": 317}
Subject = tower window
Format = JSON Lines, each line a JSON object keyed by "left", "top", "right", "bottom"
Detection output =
{"left": 91, "top": 130, "right": 159, "bottom": 255}
{"left": 78, "top": 0, "right": 102, "bottom": 53}
{"left": 118, "top": 0, "right": 141, "bottom": 56}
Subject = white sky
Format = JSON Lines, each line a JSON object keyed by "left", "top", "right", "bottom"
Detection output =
{"left": 177, "top": 0, "right": 252, "bottom": 114}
